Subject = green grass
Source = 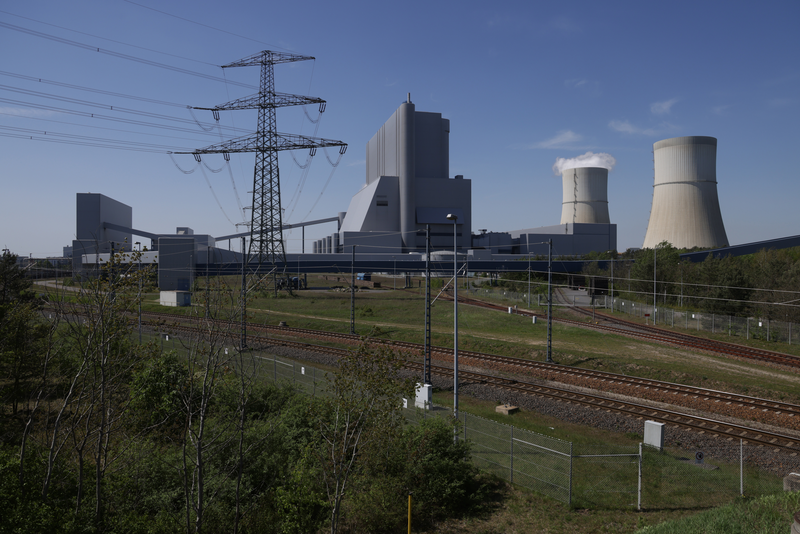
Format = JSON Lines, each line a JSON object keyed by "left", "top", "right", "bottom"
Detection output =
{"left": 634, "top": 491, "right": 800, "bottom": 534}
{"left": 115, "top": 274, "right": 800, "bottom": 405}
{"left": 429, "top": 392, "right": 782, "bottom": 511}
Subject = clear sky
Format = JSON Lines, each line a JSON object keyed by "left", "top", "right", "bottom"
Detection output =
{"left": 1, "top": 0, "right": 798, "bottom": 257}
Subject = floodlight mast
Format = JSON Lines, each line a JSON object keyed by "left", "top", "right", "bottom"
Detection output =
{"left": 176, "top": 50, "right": 347, "bottom": 273}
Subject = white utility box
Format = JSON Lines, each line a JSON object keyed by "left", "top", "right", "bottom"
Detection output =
{"left": 160, "top": 291, "right": 191, "bottom": 307}
{"left": 644, "top": 420, "right": 665, "bottom": 450}
{"left": 415, "top": 383, "right": 432, "bottom": 409}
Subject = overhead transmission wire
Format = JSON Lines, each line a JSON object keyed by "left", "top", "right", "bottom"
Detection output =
{"left": 0, "top": 96, "right": 236, "bottom": 143}
{"left": 0, "top": 107, "right": 218, "bottom": 145}
{"left": 283, "top": 61, "right": 319, "bottom": 222}
{"left": 300, "top": 146, "right": 344, "bottom": 220}
{"left": 0, "top": 84, "right": 243, "bottom": 135}
{"left": 120, "top": 0, "right": 283, "bottom": 49}
{"left": 284, "top": 109, "right": 322, "bottom": 220}
{"left": 0, "top": 9, "right": 221, "bottom": 68}
{"left": 218, "top": 70, "right": 246, "bottom": 223}
{"left": 0, "top": 128, "right": 185, "bottom": 153}
{"left": 0, "top": 70, "right": 193, "bottom": 108}
{"left": 0, "top": 21, "right": 256, "bottom": 90}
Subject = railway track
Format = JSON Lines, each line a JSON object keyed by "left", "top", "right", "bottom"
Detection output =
{"left": 136, "top": 317, "right": 800, "bottom": 455}
{"left": 404, "top": 361, "right": 800, "bottom": 455}
{"left": 137, "top": 310, "right": 800, "bottom": 431}
{"left": 448, "top": 291, "right": 800, "bottom": 369}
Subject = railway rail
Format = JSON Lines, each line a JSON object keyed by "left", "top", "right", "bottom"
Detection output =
{"left": 135, "top": 316, "right": 800, "bottom": 455}
{"left": 447, "top": 291, "right": 800, "bottom": 369}
{"left": 135, "top": 310, "right": 800, "bottom": 432}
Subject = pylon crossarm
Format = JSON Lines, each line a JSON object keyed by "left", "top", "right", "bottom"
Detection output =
{"left": 194, "top": 92, "right": 326, "bottom": 111}
{"left": 174, "top": 132, "right": 346, "bottom": 155}
{"left": 222, "top": 50, "right": 314, "bottom": 68}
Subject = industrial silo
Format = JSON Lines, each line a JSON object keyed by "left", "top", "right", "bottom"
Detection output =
{"left": 560, "top": 167, "right": 611, "bottom": 225}
{"left": 642, "top": 136, "right": 728, "bottom": 249}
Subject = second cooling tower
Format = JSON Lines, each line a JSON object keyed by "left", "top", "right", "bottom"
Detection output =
{"left": 560, "top": 167, "right": 610, "bottom": 225}
{"left": 642, "top": 136, "right": 728, "bottom": 249}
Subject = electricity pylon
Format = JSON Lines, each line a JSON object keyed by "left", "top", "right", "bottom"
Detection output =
{"left": 178, "top": 50, "right": 347, "bottom": 271}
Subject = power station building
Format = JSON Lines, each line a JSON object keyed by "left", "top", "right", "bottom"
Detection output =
{"left": 317, "top": 95, "right": 472, "bottom": 254}
{"left": 642, "top": 136, "right": 729, "bottom": 249}
{"left": 315, "top": 97, "right": 615, "bottom": 257}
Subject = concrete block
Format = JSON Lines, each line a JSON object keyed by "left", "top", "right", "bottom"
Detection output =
{"left": 784, "top": 473, "right": 800, "bottom": 492}
{"left": 495, "top": 404, "right": 518, "bottom": 415}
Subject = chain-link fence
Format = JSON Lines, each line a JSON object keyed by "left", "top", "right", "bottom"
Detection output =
{"left": 608, "top": 296, "right": 798, "bottom": 344}
{"left": 465, "top": 287, "right": 799, "bottom": 346}
{"left": 144, "top": 330, "right": 784, "bottom": 509}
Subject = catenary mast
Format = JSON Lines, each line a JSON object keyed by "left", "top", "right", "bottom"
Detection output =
{"left": 178, "top": 50, "right": 347, "bottom": 270}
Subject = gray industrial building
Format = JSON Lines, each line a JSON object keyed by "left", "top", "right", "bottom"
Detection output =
{"left": 316, "top": 95, "right": 472, "bottom": 254}
{"left": 71, "top": 193, "right": 133, "bottom": 275}
{"left": 315, "top": 97, "right": 615, "bottom": 257}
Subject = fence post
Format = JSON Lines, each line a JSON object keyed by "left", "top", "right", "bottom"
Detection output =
{"left": 638, "top": 443, "right": 643, "bottom": 510}
{"left": 740, "top": 439, "right": 744, "bottom": 496}
{"left": 747, "top": 317, "right": 750, "bottom": 339}
{"left": 712, "top": 314, "right": 715, "bottom": 333}
{"left": 510, "top": 426, "right": 514, "bottom": 484}
{"left": 767, "top": 320, "right": 770, "bottom": 341}
{"left": 463, "top": 412, "right": 467, "bottom": 442}
{"left": 729, "top": 315, "right": 732, "bottom": 336}
{"left": 274, "top": 356, "right": 277, "bottom": 382}
{"left": 567, "top": 442, "right": 572, "bottom": 508}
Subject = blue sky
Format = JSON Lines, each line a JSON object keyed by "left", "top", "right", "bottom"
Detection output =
{"left": 1, "top": 0, "right": 798, "bottom": 257}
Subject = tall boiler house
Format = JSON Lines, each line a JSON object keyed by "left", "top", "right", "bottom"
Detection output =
{"left": 642, "top": 136, "right": 729, "bottom": 249}
{"left": 560, "top": 167, "right": 611, "bottom": 225}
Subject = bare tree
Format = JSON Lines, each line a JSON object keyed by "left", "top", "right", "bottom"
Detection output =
{"left": 316, "top": 342, "right": 415, "bottom": 534}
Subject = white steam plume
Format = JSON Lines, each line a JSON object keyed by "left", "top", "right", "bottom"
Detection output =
{"left": 552, "top": 152, "right": 616, "bottom": 175}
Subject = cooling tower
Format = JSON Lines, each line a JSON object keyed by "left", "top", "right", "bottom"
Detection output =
{"left": 560, "top": 167, "right": 610, "bottom": 225}
{"left": 642, "top": 136, "right": 728, "bottom": 249}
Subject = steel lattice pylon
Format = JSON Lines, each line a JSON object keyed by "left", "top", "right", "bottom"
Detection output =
{"left": 178, "top": 50, "right": 347, "bottom": 269}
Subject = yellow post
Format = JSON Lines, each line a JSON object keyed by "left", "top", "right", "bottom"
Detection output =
{"left": 407, "top": 492, "right": 412, "bottom": 533}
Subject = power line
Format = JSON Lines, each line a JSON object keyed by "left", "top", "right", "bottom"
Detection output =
{"left": 0, "top": 9, "right": 220, "bottom": 68}
{"left": 0, "top": 70, "right": 191, "bottom": 108}
{"left": 0, "top": 108, "right": 222, "bottom": 145}
{"left": 0, "top": 96, "right": 242, "bottom": 137}
{"left": 0, "top": 20, "right": 257, "bottom": 90}
{"left": 0, "top": 84, "right": 245, "bottom": 134}
{"left": 120, "top": 0, "right": 285, "bottom": 49}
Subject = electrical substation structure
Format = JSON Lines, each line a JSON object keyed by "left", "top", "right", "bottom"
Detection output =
{"left": 176, "top": 50, "right": 347, "bottom": 280}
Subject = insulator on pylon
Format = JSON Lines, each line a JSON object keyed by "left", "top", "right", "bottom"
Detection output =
{"left": 223, "top": 152, "right": 230, "bottom": 162}
{"left": 193, "top": 153, "right": 201, "bottom": 162}
{"left": 319, "top": 102, "right": 326, "bottom": 113}
{"left": 309, "top": 147, "right": 317, "bottom": 157}
{"left": 339, "top": 145, "right": 347, "bottom": 155}
{"left": 212, "top": 110, "right": 220, "bottom": 121}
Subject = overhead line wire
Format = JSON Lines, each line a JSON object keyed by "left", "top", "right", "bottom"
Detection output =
{"left": 0, "top": 70, "right": 190, "bottom": 108}
{"left": 0, "top": 9, "right": 220, "bottom": 67}
{"left": 0, "top": 21, "right": 256, "bottom": 90}
{"left": 0, "top": 84, "right": 245, "bottom": 134}
{"left": 0, "top": 96, "right": 241, "bottom": 137}
{"left": 120, "top": 0, "right": 285, "bottom": 49}
{"left": 0, "top": 108, "right": 222, "bottom": 144}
